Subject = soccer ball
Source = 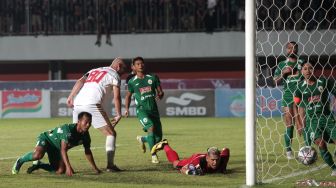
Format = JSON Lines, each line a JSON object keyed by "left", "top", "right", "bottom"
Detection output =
{"left": 298, "top": 146, "right": 318, "bottom": 165}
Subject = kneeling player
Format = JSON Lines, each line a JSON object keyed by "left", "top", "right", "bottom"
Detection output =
{"left": 151, "top": 140, "right": 230, "bottom": 175}
{"left": 12, "top": 112, "right": 101, "bottom": 176}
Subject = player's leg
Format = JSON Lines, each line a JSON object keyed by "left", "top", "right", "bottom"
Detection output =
{"left": 46, "top": 148, "right": 62, "bottom": 173}
{"left": 282, "top": 105, "right": 295, "bottom": 159}
{"left": 315, "top": 138, "right": 336, "bottom": 175}
{"left": 136, "top": 112, "right": 160, "bottom": 163}
{"left": 12, "top": 135, "right": 47, "bottom": 174}
{"left": 153, "top": 117, "right": 163, "bottom": 144}
{"left": 161, "top": 143, "right": 180, "bottom": 168}
{"left": 89, "top": 104, "right": 120, "bottom": 171}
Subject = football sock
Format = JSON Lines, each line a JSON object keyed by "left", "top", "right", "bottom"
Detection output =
{"left": 142, "top": 136, "right": 148, "bottom": 143}
{"left": 154, "top": 134, "right": 162, "bottom": 144}
{"left": 106, "top": 135, "right": 116, "bottom": 167}
{"left": 284, "top": 126, "right": 294, "bottom": 151}
{"left": 37, "top": 162, "right": 55, "bottom": 172}
{"left": 320, "top": 148, "right": 336, "bottom": 169}
{"left": 163, "top": 145, "right": 179, "bottom": 163}
{"left": 146, "top": 132, "right": 155, "bottom": 152}
{"left": 303, "top": 128, "right": 312, "bottom": 146}
{"left": 19, "top": 152, "right": 33, "bottom": 163}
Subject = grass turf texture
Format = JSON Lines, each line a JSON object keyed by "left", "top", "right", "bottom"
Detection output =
{"left": 0, "top": 117, "right": 335, "bottom": 188}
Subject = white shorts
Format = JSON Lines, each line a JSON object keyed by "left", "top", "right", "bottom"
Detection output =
{"left": 73, "top": 104, "right": 112, "bottom": 129}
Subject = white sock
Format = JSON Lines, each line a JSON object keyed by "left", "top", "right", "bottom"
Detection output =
{"left": 106, "top": 135, "right": 116, "bottom": 167}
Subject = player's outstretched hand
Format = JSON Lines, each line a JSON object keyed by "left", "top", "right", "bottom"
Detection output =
{"left": 66, "top": 167, "right": 74, "bottom": 177}
{"left": 111, "top": 115, "right": 121, "bottom": 126}
{"left": 66, "top": 97, "right": 74, "bottom": 108}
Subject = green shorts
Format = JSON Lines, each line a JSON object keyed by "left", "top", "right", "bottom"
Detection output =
{"left": 305, "top": 115, "right": 336, "bottom": 142}
{"left": 136, "top": 109, "right": 162, "bottom": 134}
{"left": 36, "top": 134, "right": 61, "bottom": 166}
{"left": 281, "top": 91, "right": 294, "bottom": 107}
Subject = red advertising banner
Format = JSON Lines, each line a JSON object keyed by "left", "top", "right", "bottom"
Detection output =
{"left": 2, "top": 90, "right": 42, "bottom": 117}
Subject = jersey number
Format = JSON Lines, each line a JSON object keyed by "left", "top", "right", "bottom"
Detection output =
{"left": 86, "top": 70, "right": 107, "bottom": 83}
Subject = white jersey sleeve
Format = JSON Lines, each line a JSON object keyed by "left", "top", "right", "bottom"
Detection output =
{"left": 74, "top": 67, "right": 120, "bottom": 105}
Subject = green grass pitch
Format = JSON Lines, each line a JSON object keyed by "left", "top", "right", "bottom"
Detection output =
{"left": 0, "top": 117, "right": 335, "bottom": 188}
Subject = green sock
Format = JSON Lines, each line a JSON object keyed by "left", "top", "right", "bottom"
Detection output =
{"left": 146, "top": 132, "right": 155, "bottom": 152}
{"left": 320, "top": 149, "right": 336, "bottom": 169}
{"left": 284, "top": 126, "right": 294, "bottom": 151}
{"left": 142, "top": 136, "right": 148, "bottom": 143}
{"left": 154, "top": 134, "right": 162, "bottom": 144}
{"left": 38, "top": 162, "right": 55, "bottom": 172}
{"left": 19, "top": 152, "right": 33, "bottom": 163}
{"left": 303, "top": 129, "right": 312, "bottom": 146}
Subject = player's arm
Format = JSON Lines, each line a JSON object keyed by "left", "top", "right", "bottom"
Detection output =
{"left": 293, "top": 90, "right": 304, "bottom": 135}
{"left": 124, "top": 91, "right": 132, "bottom": 118}
{"left": 112, "top": 85, "right": 122, "bottom": 125}
{"left": 274, "top": 65, "right": 291, "bottom": 86}
{"left": 154, "top": 75, "right": 164, "bottom": 100}
{"left": 60, "top": 140, "right": 74, "bottom": 176}
{"left": 67, "top": 74, "right": 87, "bottom": 107}
{"left": 84, "top": 147, "right": 101, "bottom": 174}
{"left": 296, "top": 106, "right": 305, "bottom": 135}
{"left": 156, "top": 85, "right": 164, "bottom": 101}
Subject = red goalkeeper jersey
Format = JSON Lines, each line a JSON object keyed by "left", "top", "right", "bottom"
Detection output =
{"left": 176, "top": 148, "right": 230, "bottom": 174}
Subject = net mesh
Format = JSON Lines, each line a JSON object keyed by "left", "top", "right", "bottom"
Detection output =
{"left": 256, "top": 0, "right": 336, "bottom": 184}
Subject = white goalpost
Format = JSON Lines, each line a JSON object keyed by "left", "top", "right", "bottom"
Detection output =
{"left": 245, "top": 0, "right": 256, "bottom": 186}
{"left": 247, "top": 0, "right": 336, "bottom": 186}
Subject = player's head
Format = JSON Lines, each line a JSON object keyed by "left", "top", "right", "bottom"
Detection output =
{"left": 301, "top": 61, "right": 315, "bottom": 80}
{"left": 132, "top": 56, "right": 145, "bottom": 73}
{"left": 111, "top": 57, "right": 126, "bottom": 75}
{"left": 206, "top": 147, "right": 220, "bottom": 170}
{"left": 77, "top": 112, "right": 92, "bottom": 133}
{"left": 286, "top": 41, "right": 298, "bottom": 58}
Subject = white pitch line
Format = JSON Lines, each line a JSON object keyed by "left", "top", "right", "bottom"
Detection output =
{"left": 0, "top": 145, "right": 120, "bottom": 161}
{"left": 263, "top": 164, "right": 328, "bottom": 183}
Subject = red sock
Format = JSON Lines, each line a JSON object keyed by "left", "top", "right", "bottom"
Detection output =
{"left": 164, "top": 145, "right": 179, "bottom": 163}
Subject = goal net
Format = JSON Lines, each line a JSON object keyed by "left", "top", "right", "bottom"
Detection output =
{"left": 255, "top": 0, "right": 336, "bottom": 185}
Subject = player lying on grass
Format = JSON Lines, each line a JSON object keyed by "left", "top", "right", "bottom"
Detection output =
{"left": 151, "top": 139, "right": 230, "bottom": 175}
{"left": 12, "top": 112, "right": 101, "bottom": 176}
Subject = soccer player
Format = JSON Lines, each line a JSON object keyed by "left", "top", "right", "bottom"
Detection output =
{"left": 12, "top": 112, "right": 100, "bottom": 176}
{"left": 67, "top": 57, "right": 126, "bottom": 172}
{"left": 294, "top": 61, "right": 336, "bottom": 176}
{"left": 124, "top": 56, "right": 164, "bottom": 164}
{"left": 151, "top": 139, "right": 230, "bottom": 175}
{"left": 273, "top": 41, "right": 304, "bottom": 159}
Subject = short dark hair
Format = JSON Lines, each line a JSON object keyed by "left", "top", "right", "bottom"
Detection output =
{"left": 132, "top": 56, "right": 144, "bottom": 65}
{"left": 78, "top": 112, "right": 92, "bottom": 120}
{"left": 288, "top": 41, "right": 299, "bottom": 52}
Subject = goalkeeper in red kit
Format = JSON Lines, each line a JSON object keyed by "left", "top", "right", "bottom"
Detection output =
{"left": 151, "top": 139, "right": 230, "bottom": 175}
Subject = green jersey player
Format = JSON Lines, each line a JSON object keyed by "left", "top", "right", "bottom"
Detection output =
{"left": 124, "top": 56, "right": 164, "bottom": 164}
{"left": 273, "top": 41, "right": 303, "bottom": 159}
{"left": 12, "top": 112, "right": 101, "bottom": 176}
{"left": 294, "top": 61, "right": 336, "bottom": 176}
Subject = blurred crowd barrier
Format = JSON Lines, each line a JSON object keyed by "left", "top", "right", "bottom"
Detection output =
{"left": 0, "top": 0, "right": 244, "bottom": 36}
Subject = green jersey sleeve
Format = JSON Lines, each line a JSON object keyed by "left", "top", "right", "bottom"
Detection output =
{"left": 128, "top": 79, "right": 134, "bottom": 93}
{"left": 82, "top": 132, "right": 91, "bottom": 149}
{"left": 59, "top": 125, "right": 71, "bottom": 143}
{"left": 294, "top": 83, "right": 305, "bottom": 107}
{"left": 274, "top": 62, "right": 284, "bottom": 79}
